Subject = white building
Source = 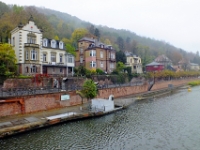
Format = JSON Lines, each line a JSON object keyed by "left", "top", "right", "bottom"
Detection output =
{"left": 125, "top": 51, "right": 143, "bottom": 73}
{"left": 10, "top": 16, "right": 74, "bottom": 76}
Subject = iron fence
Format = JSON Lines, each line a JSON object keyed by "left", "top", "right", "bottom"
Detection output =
{"left": 0, "top": 80, "right": 145, "bottom": 98}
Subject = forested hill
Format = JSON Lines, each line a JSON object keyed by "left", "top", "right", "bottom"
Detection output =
{"left": 0, "top": 1, "right": 200, "bottom": 65}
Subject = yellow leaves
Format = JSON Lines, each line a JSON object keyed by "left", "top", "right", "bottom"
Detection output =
{"left": 0, "top": 43, "right": 17, "bottom": 75}
{"left": 71, "top": 28, "right": 88, "bottom": 42}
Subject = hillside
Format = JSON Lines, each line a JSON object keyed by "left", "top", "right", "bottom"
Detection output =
{"left": 0, "top": 1, "right": 200, "bottom": 66}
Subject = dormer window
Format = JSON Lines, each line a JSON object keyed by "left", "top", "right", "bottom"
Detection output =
{"left": 59, "top": 42, "right": 63, "bottom": 49}
{"left": 51, "top": 40, "right": 56, "bottom": 48}
{"left": 43, "top": 39, "right": 48, "bottom": 47}
{"left": 89, "top": 43, "right": 95, "bottom": 48}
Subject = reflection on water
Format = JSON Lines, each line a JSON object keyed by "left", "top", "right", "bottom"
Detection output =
{"left": 1, "top": 87, "right": 200, "bottom": 150}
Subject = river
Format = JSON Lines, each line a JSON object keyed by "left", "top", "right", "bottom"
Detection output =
{"left": 1, "top": 86, "right": 200, "bottom": 150}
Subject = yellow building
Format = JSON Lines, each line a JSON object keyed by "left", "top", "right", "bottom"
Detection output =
{"left": 125, "top": 51, "right": 143, "bottom": 73}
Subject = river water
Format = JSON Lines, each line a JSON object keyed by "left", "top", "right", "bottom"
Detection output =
{"left": 1, "top": 87, "right": 200, "bottom": 150}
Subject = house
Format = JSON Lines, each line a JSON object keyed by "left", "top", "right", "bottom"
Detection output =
{"left": 188, "top": 63, "right": 199, "bottom": 71}
{"left": 146, "top": 62, "right": 164, "bottom": 72}
{"left": 75, "top": 37, "right": 116, "bottom": 73}
{"left": 10, "top": 16, "right": 74, "bottom": 76}
{"left": 125, "top": 51, "right": 143, "bottom": 73}
{"left": 42, "top": 38, "right": 74, "bottom": 76}
{"left": 178, "top": 58, "right": 190, "bottom": 71}
{"left": 154, "top": 54, "right": 172, "bottom": 68}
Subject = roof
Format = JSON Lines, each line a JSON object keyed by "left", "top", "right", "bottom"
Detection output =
{"left": 78, "top": 37, "right": 95, "bottom": 42}
{"left": 189, "top": 63, "right": 199, "bottom": 66}
{"left": 146, "top": 61, "right": 163, "bottom": 66}
{"left": 80, "top": 37, "right": 115, "bottom": 51}
{"left": 155, "top": 54, "right": 172, "bottom": 62}
{"left": 124, "top": 51, "right": 138, "bottom": 57}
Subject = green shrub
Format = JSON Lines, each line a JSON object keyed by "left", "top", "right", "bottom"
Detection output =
{"left": 188, "top": 80, "right": 200, "bottom": 86}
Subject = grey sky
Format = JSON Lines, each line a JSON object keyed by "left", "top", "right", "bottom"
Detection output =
{"left": 2, "top": 0, "right": 200, "bottom": 53}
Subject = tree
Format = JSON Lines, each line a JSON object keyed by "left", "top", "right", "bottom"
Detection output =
{"left": 54, "top": 35, "right": 59, "bottom": 40}
{"left": 66, "top": 44, "right": 76, "bottom": 56}
{"left": 94, "top": 28, "right": 100, "bottom": 40}
{"left": 88, "top": 24, "right": 95, "bottom": 35}
{"left": 81, "top": 79, "right": 97, "bottom": 101}
{"left": 104, "top": 38, "right": 111, "bottom": 45}
{"left": 71, "top": 28, "right": 88, "bottom": 48}
{"left": 116, "top": 61, "right": 125, "bottom": 72}
{"left": 116, "top": 51, "right": 126, "bottom": 64}
{"left": 116, "top": 36, "right": 124, "bottom": 51}
{"left": 0, "top": 43, "right": 17, "bottom": 76}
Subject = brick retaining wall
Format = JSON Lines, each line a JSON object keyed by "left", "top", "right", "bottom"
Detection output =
{"left": 0, "top": 78, "right": 197, "bottom": 117}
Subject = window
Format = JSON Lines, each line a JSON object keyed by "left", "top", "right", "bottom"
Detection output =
{"left": 25, "top": 50, "right": 29, "bottom": 60}
{"left": 60, "top": 68, "right": 63, "bottom": 73}
{"left": 43, "top": 39, "right": 47, "bottom": 47}
{"left": 110, "top": 63, "right": 114, "bottom": 69}
{"left": 27, "top": 33, "right": 36, "bottom": 44}
{"left": 51, "top": 40, "right": 56, "bottom": 48}
{"left": 51, "top": 53, "right": 56, "bottom": 62}
{"left": 68, "top": 55, "right": 73, "bottom": 63}
{"left": 100, "top": 61, "right": 103, "bottom": 68}
{"left": 80, "top": 48, "right": 83, "bottom": 54}
{"left": 60, "top": 55, "right": 63, "bottom": 63}
{"left": 90, "top": 50, "right": 96, "bottom": 56}
{"left": 26, "top": 67, "right": 29, "bottom": 73}
{"left": 31, "top": 66, "right": 37, "bottom": 73}
{"left": 90, "top": 61, "right": 96, "bottom": 68}
{"left": 111, "top": 53, "right": 115, "bottom": 59}
{"left": 100, "top": 51, "right": 103, "bottom": 58}
{"left": 59, "top": 42, "right": 63, "bottom": 49}
{"left": 80, "top": 56, "right": 83, "bottom": 63}
{"left": 43, "top": 53, "right": 47, "bottom": 62}
{"left": 31, "top": 49, "right": 37, "bottom": 60}
{"left": 134, "top": 66, "right": 136, "bottom": 69}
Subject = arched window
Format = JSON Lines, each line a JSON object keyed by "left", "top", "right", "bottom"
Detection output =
{"left": 31, "top": 66, "right": 37, "bottom": 73}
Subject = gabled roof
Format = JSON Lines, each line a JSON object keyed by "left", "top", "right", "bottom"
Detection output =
{"left": 155, "top": 54, "right": 172, "bottom": 62}
{"left": 146, "top": 61, "right": 163, "bottom": 66}
{"left": 189, "top": 63, "right": 199, "bottom": 66}
{"left": 78, "top": 37, "right": 95, "bottom": 42}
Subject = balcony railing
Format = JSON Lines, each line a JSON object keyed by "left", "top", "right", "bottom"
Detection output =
{"left": 24, "top": 43, "right": 40, "bottom": 48}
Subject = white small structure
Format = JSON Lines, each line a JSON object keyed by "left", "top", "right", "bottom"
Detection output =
{"left": 91, "top": 95, "right": 114, "bottom": 112}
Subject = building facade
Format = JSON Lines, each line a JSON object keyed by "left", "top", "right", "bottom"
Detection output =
{"left": 125, "top": 51, "right": 143, "bottom": 73}
{"left": 42, "top": 38, "right": 74, "bottom": 76}
{"left": 146, "top": 62, "right": 164, "bottom": 72}
{"left": 75, "top": 37, "right": 116, "bottom": 73}
{"left": 154, "top": 54, "right": 172, "bottom": 68}
{"left": 10, "top": 16, "right": 74, "bottom": 76}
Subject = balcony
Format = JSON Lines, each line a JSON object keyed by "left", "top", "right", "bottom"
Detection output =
{"left": 24, "top": 43, "right": 40, "bottom": 48}
{"left": 42, "top": 62, "right": 65, "bottom": 66}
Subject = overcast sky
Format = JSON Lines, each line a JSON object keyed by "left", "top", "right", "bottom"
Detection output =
{"left": 2, "top": 0, "right": 200, "bottom": 53}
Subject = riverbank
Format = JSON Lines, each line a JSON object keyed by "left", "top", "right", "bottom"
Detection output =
{"left": 0, "top": 82, "right": 188, "bottom": 138}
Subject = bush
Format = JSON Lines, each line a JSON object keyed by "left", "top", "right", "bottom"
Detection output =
{"left": 188, "top": 80, "right": 200, "bottom": 86}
